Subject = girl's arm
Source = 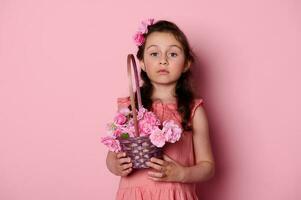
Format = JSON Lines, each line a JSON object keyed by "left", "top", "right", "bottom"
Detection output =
{"left": 181, "top": 105, "right": 215, "bottom": 183}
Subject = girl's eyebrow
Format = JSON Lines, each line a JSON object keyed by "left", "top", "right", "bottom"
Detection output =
{"left": 146, "top": 45, "right": 183, "bottom": 51}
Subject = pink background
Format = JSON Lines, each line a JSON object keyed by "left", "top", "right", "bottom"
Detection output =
{"left": 0, "top": 0, "right": 299, "bottom": 199}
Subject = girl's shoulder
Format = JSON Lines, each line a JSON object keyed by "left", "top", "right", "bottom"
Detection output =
{"left": 189, "top": 98, "right": 205, "bottom": 124}
{"left": 116, "top": 96, "right": 131, "bottom": 110}
{"left": 191, "top": 98, "right": 204, "bottom": 113}
{"left": 117, "top": 96, "right": 131, "bottom": 104}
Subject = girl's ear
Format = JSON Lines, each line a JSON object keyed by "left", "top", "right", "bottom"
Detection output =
{"left": 139, "top": 60, "right": 146, "bottom": 71}
{"left": 183, "top": 60, "right": 192, "bottom": 73}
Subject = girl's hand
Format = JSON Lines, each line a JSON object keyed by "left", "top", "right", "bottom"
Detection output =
{"left": 106, "top": 151, "right": 133, "bottom": 177}
{"left": 146, "top": 154, "right": 186, "bottom": 182}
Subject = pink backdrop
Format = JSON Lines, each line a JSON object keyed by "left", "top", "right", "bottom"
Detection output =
{"left": 0, "top": 0, "right": 299, "bottom": 199}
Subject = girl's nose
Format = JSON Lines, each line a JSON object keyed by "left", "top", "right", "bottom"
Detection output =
{"left": 160, "top": 57, "right": 168, "bottom": 65}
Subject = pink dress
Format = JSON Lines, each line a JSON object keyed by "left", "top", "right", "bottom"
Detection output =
{"left": 115, "top": 96, "right": 204, "bottom": 200}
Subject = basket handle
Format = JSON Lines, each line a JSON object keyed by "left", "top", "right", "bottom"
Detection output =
{"left": 127, "top": 54, "right": 142, "bottom": 137}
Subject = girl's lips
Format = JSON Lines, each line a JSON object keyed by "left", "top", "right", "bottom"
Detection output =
{"left": 158, "top": 69, "right": 169, "bottom": 74}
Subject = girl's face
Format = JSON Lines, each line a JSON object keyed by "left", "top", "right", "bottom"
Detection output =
{"left": 139, "top": 32, "right": 191, "bottom": 86}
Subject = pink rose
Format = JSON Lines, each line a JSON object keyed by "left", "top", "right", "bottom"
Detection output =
{"left": 133, "top": 32, "right": 145, "bottom": 46}
{"left": 137, "top": 107, "right": 147, "bottom": 120}
{"left": 119, "top": 108, "right": 131, "bottom": 116}
{"left": 162, "top": 120, "right": 182, "bottom": 143}
{"left": 138, "top": 119, "right": 154, "bottom": 136}
{"left": 100, "top": 136, "right": 121, "bottom": 152}
{"left": 122, "top": 127, "right": 135, "bottom": 137}
{"left": 143, "top": 112, "right": 161, "bottom": 126}
{"left": 113, "top": 128, "right": 123, "bottom": 137}
{"left": 114, "top": 113, "right": 127, "bottom": 125}
{"left": 149, "top": 127, "right": 166, "bottom": 147}
{"left": 121, "top": 119, "right": 136, "bottom": 137}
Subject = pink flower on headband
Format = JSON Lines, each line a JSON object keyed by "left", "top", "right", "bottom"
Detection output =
{"left": 133, "top": 32, "right": 145, "bottom": 46}
{"left": 138, "top": 18, "right": 155, "bottom": 33}
{"left": 133, "top": 18, "right": 155, "bottom": 46}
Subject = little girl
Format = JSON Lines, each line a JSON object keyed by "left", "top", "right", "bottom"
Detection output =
{"left": 106, "top": 19, "right": 215, "bottom": 200}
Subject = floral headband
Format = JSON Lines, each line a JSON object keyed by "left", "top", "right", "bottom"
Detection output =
{"left": 132, "top": 18, "right": 155, "bottom": 46}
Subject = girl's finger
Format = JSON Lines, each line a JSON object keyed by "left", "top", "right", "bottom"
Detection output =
{"left": 146, "top": 161, "right": 164, "bottom": 171}
{"left": 148, "top": 176, "right": 162, "bottom": 181}
{"left": 121, "top": 168, "right": 132, "bottom": 176}
{"left": 121, "top": 163, "right": 133, "bottom": 170}
{"left": 148, "top": 171, "right": 165, "bottom": 178}
{"left": 118, "top": 157, "right": 131, "bottom": 164}
{"left": 162, "top": 154, "right": 174, "bottom": 162}
{"left": 150, "top": 157, "right": 165, "bottom": 165}
{"left": 116, "top": 152, "right": 126, "bottom": 159}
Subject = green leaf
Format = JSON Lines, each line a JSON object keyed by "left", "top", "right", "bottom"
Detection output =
{"left": 121, "top": 133, "right": 129, "bottom": 139}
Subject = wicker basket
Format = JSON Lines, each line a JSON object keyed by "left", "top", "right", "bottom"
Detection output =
{"left": 119, "top": 54, "right": 163, "bottom": 169}
{"left": 118, "top": 136, "right": 162, "bottom": 168}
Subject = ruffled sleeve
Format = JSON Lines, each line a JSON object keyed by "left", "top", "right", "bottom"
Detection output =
{"left": 117, "top": 96, "right": 131, "bottom": 111}
{"left": 189, "top": 98, "right": 204, "bottom": 125}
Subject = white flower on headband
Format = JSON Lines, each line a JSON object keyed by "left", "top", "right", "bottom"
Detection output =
{"left": 133, "top": 18, "right": 155, "bottom": 46}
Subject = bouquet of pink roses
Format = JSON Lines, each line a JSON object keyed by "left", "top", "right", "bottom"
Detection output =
{"left": 100, "top": 106, "right": 182, "bottom": 153}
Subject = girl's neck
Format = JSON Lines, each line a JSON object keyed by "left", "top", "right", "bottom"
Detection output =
{"left": 151, "top": 82, "right": 177, "bottom": 103}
